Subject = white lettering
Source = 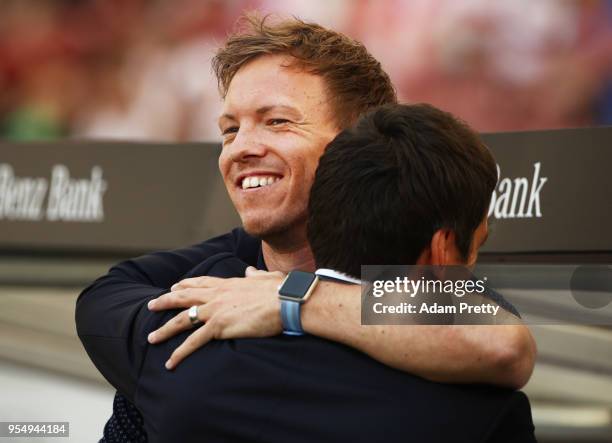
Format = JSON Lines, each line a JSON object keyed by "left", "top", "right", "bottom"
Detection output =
{"left": 525, "top": 162, "right": 547, "bottom": 217}
{"left": 0, "top": 164, "right": 47, "bottom": 220}
{"left": 46, "top": 165, "right": 107, "bottom": 222}
{"left": 490, "top": 162, "right": 547, "bottom": 219}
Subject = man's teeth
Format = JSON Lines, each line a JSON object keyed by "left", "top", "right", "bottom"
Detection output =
{"left": 241, "top": 176, "right": 280, "bottom": 189}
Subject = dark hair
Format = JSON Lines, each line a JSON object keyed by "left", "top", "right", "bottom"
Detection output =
{"left": 307, "top": 103, "right": 497, "bottom": 278}
{"left": 212, "top": 13, "right": 397, "bottom": 129}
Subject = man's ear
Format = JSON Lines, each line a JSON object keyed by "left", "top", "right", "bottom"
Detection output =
{"left": 430, "top": 228, "right": 459, "bottom": 265}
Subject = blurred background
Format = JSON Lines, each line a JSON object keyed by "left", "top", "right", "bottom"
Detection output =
{"left": 1, "top": 0, "right": 611, "bottom": 143}
{"left": 0, "top": 0, "right": 611, "bottom": 442}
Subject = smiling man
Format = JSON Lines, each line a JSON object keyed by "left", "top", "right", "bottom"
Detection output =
{"left": 76, "top": 15, "right": 536, "bottom": 442}
{"left": 217, "top": 53, "right": 337, "bottom": 259}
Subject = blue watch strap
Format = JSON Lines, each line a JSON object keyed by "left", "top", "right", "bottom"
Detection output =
{"left": 280, "top": 299, "right": 304, "bottom": 336}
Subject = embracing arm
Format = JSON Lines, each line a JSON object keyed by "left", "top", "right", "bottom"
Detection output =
{"left": 302, "top": 281, "right": 536, "bottom": 389}
{"left": 75, "top": 230, "right": 247, "bottom": 397}
{"left": 150, "top": 271, "right": 536, "bottom": 389}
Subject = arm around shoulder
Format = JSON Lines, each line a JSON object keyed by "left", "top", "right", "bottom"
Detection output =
{"left": 300, "top": 281, "right": 536, "bottom": 389}
{"left": 75, "top": 230, "right": 242, "bottom": 396}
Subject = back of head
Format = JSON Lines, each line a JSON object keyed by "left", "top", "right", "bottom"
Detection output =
{"left": 307, "top": 103, "right": 497, "bottom": 278}
{"left": 212, "top": 14, "right": 397, "bottom": 129}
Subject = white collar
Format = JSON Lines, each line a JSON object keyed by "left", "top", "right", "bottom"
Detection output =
{"left": 315, "top": 268, "right": 362, "bottom": 285}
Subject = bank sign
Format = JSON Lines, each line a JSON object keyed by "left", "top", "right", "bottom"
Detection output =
{"left": 480, "top": 127, "right": 611, "bottom": 254}
{"left": 0, "top": 164, "right": 107, "bottom": 222}
{"left": 489, "top": 162, "right": 547, "bottom": 220}
{"left": 0, "top": 142, "right": 239, "bottom": 253}
{"left": 0, "top": 127, "right": 610, "bottom": 255}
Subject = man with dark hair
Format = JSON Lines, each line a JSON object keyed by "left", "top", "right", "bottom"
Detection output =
{"left": 308, "top": 103, "right": 497, "bottom": 275}
{"left": 76, "top": 15, "right": 536, "bottom": 442}
{"left": 301, "top": 102, "right": 535, "bottom": 441}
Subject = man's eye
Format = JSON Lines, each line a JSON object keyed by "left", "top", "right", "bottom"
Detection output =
{"left": 268, "top": 119, "right": 290, "bottom": 126}
{"left": 222, "top": 126, "right": 239, "bottom": 136}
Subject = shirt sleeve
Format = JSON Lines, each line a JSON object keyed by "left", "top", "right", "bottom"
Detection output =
{"left": 75, "top": 230, "right": 240, "bottom": 399}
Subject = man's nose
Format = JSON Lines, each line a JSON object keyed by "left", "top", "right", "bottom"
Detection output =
{"left": 229, "top": 128, "right": 268, "bottom": 163}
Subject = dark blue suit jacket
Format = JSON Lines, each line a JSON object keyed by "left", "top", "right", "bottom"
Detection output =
{"left": 76, "top": 228, "right": 536, "bottom": 442}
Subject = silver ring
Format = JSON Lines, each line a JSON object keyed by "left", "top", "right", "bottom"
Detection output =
{"left": 188, "top": 305, "right": 201, "bottom": 327}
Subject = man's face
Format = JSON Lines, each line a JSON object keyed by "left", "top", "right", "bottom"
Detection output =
{"left": 218, "top": 54, "right": 339, "bottom": 241}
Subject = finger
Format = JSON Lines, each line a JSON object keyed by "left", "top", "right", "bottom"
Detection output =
{"left": 171, "top": 276, "right": 223, "bottom": 291}
{"left": 165, "top": 324, "right": 215, "bottom": 370}
{"left": 148, "top": 308, "right": 198, "bottom": 344}
{"left": 148, "top": 288, "right": 213, "bottom": 311}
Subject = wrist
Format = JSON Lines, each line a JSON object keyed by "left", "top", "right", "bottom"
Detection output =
{"left": 269, "top": 289, "right": 283, "bottom": 334}
{"left": 299, "top": 280, "right": 327, "bottom": 334}
{"left": 302, "top": 281, "right": 361, "bottom": 340}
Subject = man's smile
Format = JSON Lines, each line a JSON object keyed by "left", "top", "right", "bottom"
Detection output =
{"left": 241, "top": 175, "right": 281, "bottom": 190}
{"left": 235, "top": 172, "right": 284, "bottom": 191}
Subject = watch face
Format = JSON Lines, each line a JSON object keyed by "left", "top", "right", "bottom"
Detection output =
{"left": 279, "top": 271, "right": 317, "bottom": 299}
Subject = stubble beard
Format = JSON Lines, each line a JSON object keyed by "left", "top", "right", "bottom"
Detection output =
{"left": 242, "top": 211, "right": 308, "bottom": 254}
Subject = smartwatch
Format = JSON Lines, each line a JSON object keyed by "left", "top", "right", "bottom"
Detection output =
{"left": 278, "top": 270, "right": 319, "bottom": 336}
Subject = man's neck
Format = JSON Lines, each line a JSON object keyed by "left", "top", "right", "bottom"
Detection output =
{"left": 261, "top": 238, "right": 316, "bottom": 273}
